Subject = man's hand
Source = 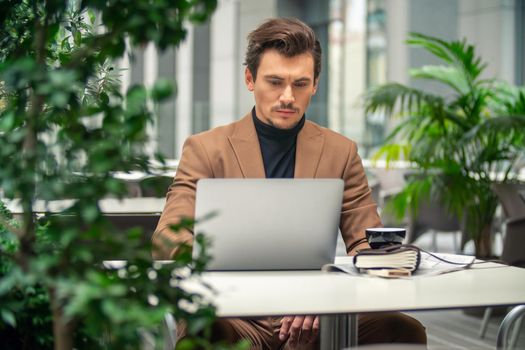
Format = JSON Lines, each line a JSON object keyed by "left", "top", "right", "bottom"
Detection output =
{"left": 279, "top": 315, "right": 319, "bottom": 347}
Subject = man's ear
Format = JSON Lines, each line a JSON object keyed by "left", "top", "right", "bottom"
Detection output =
{"left": 245, "top": 67, "right": 255, "bottom": 91}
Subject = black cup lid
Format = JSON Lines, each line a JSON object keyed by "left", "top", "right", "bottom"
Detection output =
{"left": 365, "top": 227, "right": 406, "bottom": 234}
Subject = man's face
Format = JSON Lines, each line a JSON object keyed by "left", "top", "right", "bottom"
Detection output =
{"left": 245, "top": 49, "right": 318, "bottom": 130}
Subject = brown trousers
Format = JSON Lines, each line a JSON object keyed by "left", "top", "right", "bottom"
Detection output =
{"left": 181, "top": 313, "right": 427, "bottom": 349}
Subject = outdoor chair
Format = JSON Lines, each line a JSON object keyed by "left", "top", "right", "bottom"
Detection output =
{"left": 102, "top": 215, "right": 178, "bottom": 349}
{"left": 139, "top": 176, "right": 174, "bottom": 198}
{"left": 105, "top": 214, "right": 160, "bottom": 242}
{"left": 406, "top": 197, "right": 462, "bottom": 252}
{"left": 370, "top": 168, "right": 408, "bottom": 227}
{"left": 492, "top": 182, "right": 525, "bottom": 267}
{"left": 479, "top": 182, "right": 525, "bottom": 346}
{"left": 497, "top": 305, "right": 525, "bottom": 350}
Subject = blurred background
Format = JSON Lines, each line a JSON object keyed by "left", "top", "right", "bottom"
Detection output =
{"left": 117, "top": 0, "right": 524, "bottom": 160}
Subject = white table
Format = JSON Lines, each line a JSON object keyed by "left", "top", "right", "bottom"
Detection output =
{"left": 190, "top": 261, "right": 525, "bottom": 348}
{"left": 4, "top": 197, "right": 166, "bottom": 215}
{"left": 112, "top": 170, "right": 176, "bottom": 181}
{"left": 362, "top": 159, "right": 525, "bottom": 182}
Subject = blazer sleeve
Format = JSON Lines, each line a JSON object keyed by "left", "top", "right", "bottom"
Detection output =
{"left": 340, "top": 142, "right": 382, "bottom": 255}
{"left": 151, "top": 135, "right": 214, "bottom": 259}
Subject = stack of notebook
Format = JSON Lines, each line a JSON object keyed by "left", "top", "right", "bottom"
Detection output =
{"left": 353, "top": 245, "right": 421, "bottom": 272}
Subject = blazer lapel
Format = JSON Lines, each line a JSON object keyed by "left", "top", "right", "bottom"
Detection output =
{"left": 295, "top": 121, "right": 324, "bottom": 178}
{"left": 228, "top": 114, "right": 266, "bottom": 178}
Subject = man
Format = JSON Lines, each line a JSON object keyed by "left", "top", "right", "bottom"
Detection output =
{"left": 153, "top": 18, "right": 427, "bottom": 349}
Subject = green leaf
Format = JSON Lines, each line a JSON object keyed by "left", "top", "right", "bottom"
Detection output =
{"left": 48, "top": 22, "right": 60, "bottom": 41}
{"left": 363, "top": 82, "right": 445, "bottom": 118}
{"left": 407, "top": 32, "right": 486, "bottom": 81}
{"left": 61, "top": 37, "right": 72, "bottom": 51}
{"left": 81, "top": 204, "right": 99, "bottom": 222}
{"left": 50, "top": 92, "right": 69, "bottom": 107}
{"left": 72, "top": 28, "right": 82, "bottom": 46}
{"left": 175, "top": 338, "right": 198, "bottom": 350}
{"left": 410, "top": 65, "right": 470, "bottom": 95}
{"left": 0, "top": 111, "right": 16, "bottom": 131}
{"left": 372, "top": 143, "right": 411, "bottom": 163}
{"left": 1, "top": 309, "right": 16, "bottom": 327}
{"left": 87, "top": 9, "right": 96, "bottom": 25}
{"left": 151, "top": 78, "right": 174, "bottom": 102}
{"left": 125, "top": 85, "right": 148, "bottom": 115}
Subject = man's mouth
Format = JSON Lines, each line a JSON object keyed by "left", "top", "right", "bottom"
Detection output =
{"left": 275, "top": 109, "right": 296, "bottom": 114}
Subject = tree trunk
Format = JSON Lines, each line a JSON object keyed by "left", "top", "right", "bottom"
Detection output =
{"left": 50, "top": 289, "right": 76, "bottom": 350}
{"left": 474, "top": 224, "right": 492, "bottom": 259}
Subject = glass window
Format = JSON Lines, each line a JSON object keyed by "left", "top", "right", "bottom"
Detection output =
{"left": 517, "top": 0, "right": 525, "bottom": 85}
{"left": 364, "top": 0, "right": 386, "bottom": 157}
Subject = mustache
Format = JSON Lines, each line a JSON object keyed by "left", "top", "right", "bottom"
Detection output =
{"left": 271, "top": 104, "right": 299, "bottom": 113}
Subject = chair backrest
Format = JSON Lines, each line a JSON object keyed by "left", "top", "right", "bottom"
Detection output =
{"left": 416, "top": 198, "right": 460, "bottom": 232}
{"left": 492, "top": 183, "right": 525, "bottom": 267}
{"left": 372, "top": 168, "right": 407, "bottom": 194}
{"left": 491, "top": 183, "right": 525, "bottom": 220}
{"left": 501, "top": 218, "right": 525, "bottom": 267}
{"left": 406, "top": 196, "right": 461, "bottom": 243}
{"left": 139, "top": 176, "right": 173, "bottom": 197}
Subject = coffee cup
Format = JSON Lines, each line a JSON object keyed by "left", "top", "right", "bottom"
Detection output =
{"left": 365, "top": 227, "right": 406, "bottom": 249}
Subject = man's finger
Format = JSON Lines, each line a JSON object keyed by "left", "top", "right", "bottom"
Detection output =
{"left": 279, "top": 316, "right": 294, "bottom": 341}
{"left": 298, "top": 316, "right": 315, "bottom": 344}
{"left": 310, "top": 316, "right": 320, "bottom": 343}
{"left": 288, "top": 316, "right": 305, "bottom": 347}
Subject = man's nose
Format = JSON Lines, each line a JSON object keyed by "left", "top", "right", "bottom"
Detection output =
{"left": 279, "top": 85, "right": 295, "bottom": 105}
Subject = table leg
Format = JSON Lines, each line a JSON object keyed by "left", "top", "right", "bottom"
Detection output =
{"left": 348, "top": 314, "right": 358, "bottom": 347}
{"left": 320, "top": 314, "right": 358, "bottom": 349}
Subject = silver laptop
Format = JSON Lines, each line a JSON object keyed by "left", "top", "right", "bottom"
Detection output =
{"left": 193, "top": 179, "right": 344, "bottom": 271}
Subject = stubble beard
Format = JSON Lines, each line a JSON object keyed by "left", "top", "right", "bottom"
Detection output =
{"left": 267, "top": 104, "right": 301, "bottom": 130}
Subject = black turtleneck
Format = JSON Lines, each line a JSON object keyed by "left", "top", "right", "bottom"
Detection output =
{"left": 252, "top": 108, "right": 305, "bottom": 178}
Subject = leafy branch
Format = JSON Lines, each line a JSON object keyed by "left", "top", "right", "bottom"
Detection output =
{"left": 0, "top": 1, "right": 235, "bottom": 349}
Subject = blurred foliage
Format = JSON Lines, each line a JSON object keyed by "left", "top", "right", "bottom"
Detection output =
{"left": 364, "top": 33, "right": 525, "bottom": 257}
{"left": 0, "top": 0, "right": 249, "bottom": 349}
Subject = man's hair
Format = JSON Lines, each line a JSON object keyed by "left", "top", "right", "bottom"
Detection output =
{"left": 244, "top": 18, "right": 322, "bottom": 82}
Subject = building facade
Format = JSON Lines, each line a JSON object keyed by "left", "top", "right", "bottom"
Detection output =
{"left": 119, "top": 0, "right": 525, "bottom": 160}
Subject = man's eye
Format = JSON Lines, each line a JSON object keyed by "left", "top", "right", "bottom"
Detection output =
{"left": 269, "top": 80, "right": 281, "bottom": 86}
{"left": 294, "top": 82, "right": 308, "bottom": 88}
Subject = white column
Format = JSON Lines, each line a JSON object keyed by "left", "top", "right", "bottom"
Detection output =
{"left": 385, "top": 0, "right": 408, "bottom": 85}
{"left": 328, "top": 13, "right": 345, "bottom": 133}
{"left": 237, "top": 0, "right": 277, "bottom": 116}
{"left": 143, "top": 43, "right": 158, "bottom": 89}
{"left": 210, "top": 0, "right": 239, "bottom": 127}
{"left": 342, "top": 0, "right": 366, "bottom": 141}
{"left": 143, "top": 43, "right": 158, "bottom": 158}
{"left": 500, "top": 0, "right": 516, "bottom": 83}
{"left": 458, "top": 0, "right": 516, "bottom": 82}
{"left": 119, "top": 38, "right": 131, "bottom": 96}
{"left": 175, "top": 26, "right": 194, "bottom": 158}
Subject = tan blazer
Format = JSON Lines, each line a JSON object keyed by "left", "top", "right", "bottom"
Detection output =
{"left": 152, "top": 113, "right": 381, "bottom": 259}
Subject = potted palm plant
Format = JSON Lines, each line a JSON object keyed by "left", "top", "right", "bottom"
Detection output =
{"left": 364, "top": 33, "right": 525, "bottom": 258}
